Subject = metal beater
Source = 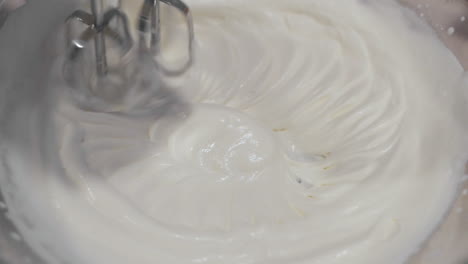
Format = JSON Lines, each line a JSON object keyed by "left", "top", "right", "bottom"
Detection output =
{"left": 65, "top": 0, "right": 133, "bottom": 76}
{"left": 62, "top": 0, "right": 194, "bottom": 113}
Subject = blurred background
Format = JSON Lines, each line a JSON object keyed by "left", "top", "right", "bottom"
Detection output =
{"left": 0, "top": 0, "right": 26, "bottom": 27}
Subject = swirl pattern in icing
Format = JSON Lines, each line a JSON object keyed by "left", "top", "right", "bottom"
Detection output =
{"left": 3, "top": 0, "right": 468, "bottom": 264}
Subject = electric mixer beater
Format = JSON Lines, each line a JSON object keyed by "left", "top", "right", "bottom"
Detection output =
{"left": 62, "top": 0, "right": 194, "bottom": 114}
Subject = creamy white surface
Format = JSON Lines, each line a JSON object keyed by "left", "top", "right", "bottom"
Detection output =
{"left": 2, "top": 0, "right": 468, "bottom": 264}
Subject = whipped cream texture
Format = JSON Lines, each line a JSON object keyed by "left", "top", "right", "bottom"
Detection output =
{"left": 1, "top": 0, "right": 468, "bottom": 264}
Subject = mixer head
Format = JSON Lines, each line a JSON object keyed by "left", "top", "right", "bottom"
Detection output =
{"left": 62, "top": 0, "right": 194, "bottom": 113}
{"left": 66, "top": 0, "right": 132, "bottom": 76}
{"left": 138, "top": 0, "right": 194, "bottom": 76}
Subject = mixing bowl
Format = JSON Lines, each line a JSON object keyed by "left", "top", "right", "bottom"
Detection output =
{"left": 0, "top": 0, "right": 467, "bottom": 263}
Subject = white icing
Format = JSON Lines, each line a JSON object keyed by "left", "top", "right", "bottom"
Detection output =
{"left": 1, "top": 0, "right": 468, "bottom": 264}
